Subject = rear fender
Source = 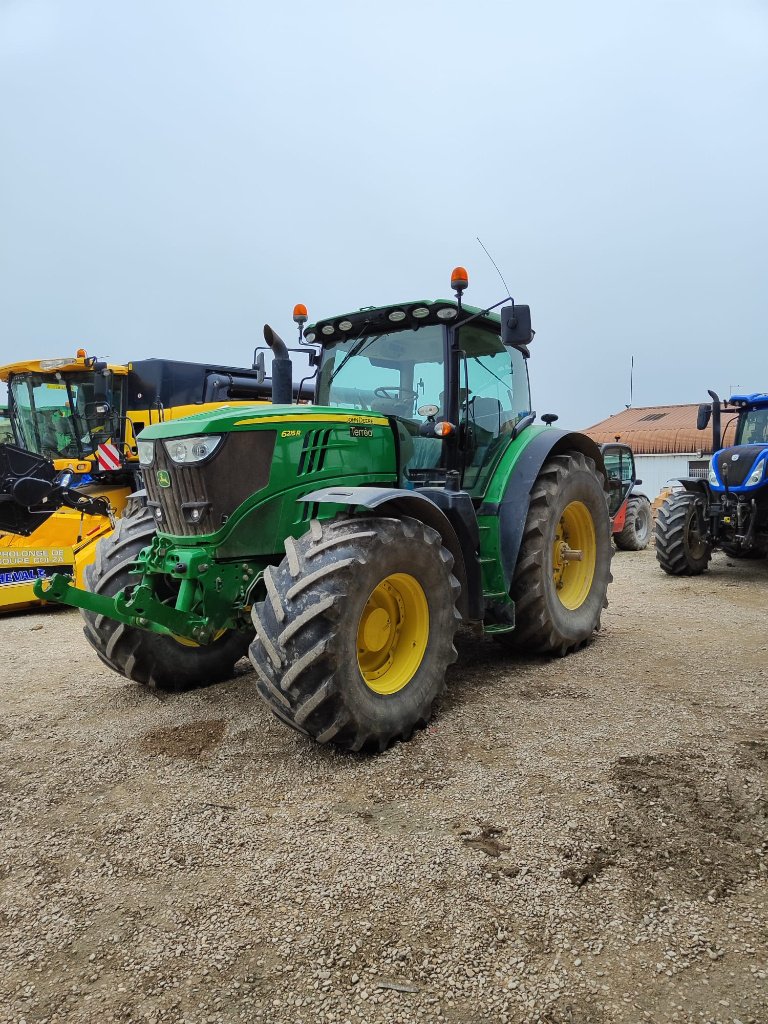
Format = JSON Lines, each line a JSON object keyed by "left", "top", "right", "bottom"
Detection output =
{"left": 299, "top": 485, "right": 481, "bottom": 621}
{"left": 479, "top": 429, "right": 607, "bottom": 589}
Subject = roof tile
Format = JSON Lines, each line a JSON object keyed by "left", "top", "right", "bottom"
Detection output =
{"left": 583, "top": 404, "right": 736, "bottom": 455}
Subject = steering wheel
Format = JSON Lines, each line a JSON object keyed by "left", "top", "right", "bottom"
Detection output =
{"left": 373, "top": 386, "right": 419, "bottom": 403}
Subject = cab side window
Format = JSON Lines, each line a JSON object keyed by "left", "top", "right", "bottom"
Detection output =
{"left": 459, "top": 325, "right": 530, "bottom": 493}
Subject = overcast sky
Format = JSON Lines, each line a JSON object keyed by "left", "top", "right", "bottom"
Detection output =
{"left": 1, "top": 0, "right": 766, "bottom": 427}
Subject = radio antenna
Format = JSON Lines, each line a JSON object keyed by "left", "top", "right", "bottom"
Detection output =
{"left": 477, "top": 236, "right": 512, "bottom": 300}
{"left": 627, "top": 355, "right": 634, "bottom": 409}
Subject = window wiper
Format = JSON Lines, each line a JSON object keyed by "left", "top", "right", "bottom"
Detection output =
{"left": 468, "top": 355, "right": 512, "bottom": 390}
{"left": 328, "top": 327, "right": 393, "bottom": 385}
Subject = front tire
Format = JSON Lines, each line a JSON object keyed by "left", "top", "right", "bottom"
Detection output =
{"left": 615, "top": 494, "right": 653, "bottom": 551}
{"left": 655, "top": 492, "right": 712, "bottom": 576}
{"left": 249, "top": 516, "right": 461, "bottom": 752}
{"left": 82, "top": 508, "right": 250, "bottom": 692}
{"left": 500, "top": 452, "right": 613, "bottom": 656}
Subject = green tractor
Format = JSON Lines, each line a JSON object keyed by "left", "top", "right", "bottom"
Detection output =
{"left": 36, "top": 269, "right": 613, "bottom": 752}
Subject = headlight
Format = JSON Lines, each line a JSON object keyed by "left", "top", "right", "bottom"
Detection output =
{"left": 163, "top": 435, "right": 222, "bottom": 464}
{"left": 708, "top": 460, "right": 718, "bottom": 485}
{"left": 746, "top": 461, "right": 766, "bottom": 487}
{"left": 137, "top": 440, "right": 154, "bottom": 467}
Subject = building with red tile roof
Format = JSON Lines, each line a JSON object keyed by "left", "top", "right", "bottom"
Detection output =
{"left": 583, "top": 404, "right": 736, "bottom": 499}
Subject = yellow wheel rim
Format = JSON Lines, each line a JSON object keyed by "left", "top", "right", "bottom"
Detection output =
{"left": 357, "top": 573, "right": 429, "bottom": 695}
{"left": 552, "top": 500, "right": 597, "bottom": 610}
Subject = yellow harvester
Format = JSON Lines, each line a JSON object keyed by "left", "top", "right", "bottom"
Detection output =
{"left": 0, "top": 349, "right": 274, "bottom": 611}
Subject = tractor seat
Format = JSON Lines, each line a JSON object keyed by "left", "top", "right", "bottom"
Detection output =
{"left": 469, "top": 397, "right": 502, "bottom": 436}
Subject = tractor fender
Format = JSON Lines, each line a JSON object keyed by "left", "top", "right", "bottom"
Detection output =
{"left": 478, "top": 429, "right": 608, "bottom": 589}
{"left": 299, "top": 485, "right": 480, "bottom": 621}
{"left": 679, "top": 478, "right": 711, "bottom": 497}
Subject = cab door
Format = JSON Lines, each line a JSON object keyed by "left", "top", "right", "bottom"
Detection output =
{"left": 600, "top": 443, "right": 635, "bottom": 519}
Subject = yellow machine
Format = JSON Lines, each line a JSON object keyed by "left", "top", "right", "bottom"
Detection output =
{"left": 1, "top": 349, "right": 276, "bottom": 611}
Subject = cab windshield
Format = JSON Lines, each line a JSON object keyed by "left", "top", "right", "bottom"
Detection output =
{"left": 736, "top": 407, "right": 768, "bottom": 446}
{"left": 317, "top": 325, "right": 445, "bottom": 422}
{"left": 9, "top": 372, "right": 122, "bottom": 460}
{"left": 316, "top": 322, "right": 532, "bottom": 494}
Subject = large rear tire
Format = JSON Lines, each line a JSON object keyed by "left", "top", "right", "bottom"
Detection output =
{"left": 615, "top": 494, "right": 653, "bottom": 551}
{"left": 500, "top": 452, "right": 613, "bottom": 656}
{"left": 249, "top": 516, "right": 461, "bottom": 752}
{"left": 82, "top": 508, "right": 250, "bottom": 692}
{"left": 655, "top": 492, "right": 712, "bottom": 576}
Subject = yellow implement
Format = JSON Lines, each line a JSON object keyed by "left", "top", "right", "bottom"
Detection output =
{"left": 1, "top": 348, "right": 276, "bottom": 612}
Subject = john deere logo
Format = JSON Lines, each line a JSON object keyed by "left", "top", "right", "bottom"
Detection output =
{"left": 156, "top": 469, "right": 171, "bottom": 488}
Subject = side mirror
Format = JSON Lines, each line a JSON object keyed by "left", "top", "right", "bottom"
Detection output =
{"left": 697, "top": 404, "right": 712, "bottom": 431}
{"left": 92, "top": 361, "right": 110, "bottom": 403}
{"left": 501, "top": 304, "right": 533, "bottom": 353}
{"left": 254, "top": 350, "right": 266, "bottom": 385}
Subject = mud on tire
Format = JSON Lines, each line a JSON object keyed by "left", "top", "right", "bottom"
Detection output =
{"left": 249, "top": 516, "right": 462, "bottom": 753}
{"left": 82, "top": 508, "right": 250, "bottom": 692}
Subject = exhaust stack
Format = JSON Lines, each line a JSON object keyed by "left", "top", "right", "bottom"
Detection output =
{"left": 263, "top": 325, "right": 293, "bottom": 405}
{"left": 707, "top": 389, "right": 722, "bottom": 451}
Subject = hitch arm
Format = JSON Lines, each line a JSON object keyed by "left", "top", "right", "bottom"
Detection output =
{"left": 33, "top": 574, "right": 214, "bottom": 643}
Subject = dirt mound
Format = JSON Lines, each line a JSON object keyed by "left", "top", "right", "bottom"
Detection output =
{"left": 137, "top": 718, "right": 226, "bottom": 758}
{"left": 612, "top": 748, "right": 767, "bottom": 899}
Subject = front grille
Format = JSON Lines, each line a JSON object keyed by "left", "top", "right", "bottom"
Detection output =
{"left": 144, "top": 431, "right": 276, "bottom": 536}
{"left": 715, "top": 446, "right": 763, "bottom": 487}
{"left": 297, "top": 429, "right": 332, "bottom": 475}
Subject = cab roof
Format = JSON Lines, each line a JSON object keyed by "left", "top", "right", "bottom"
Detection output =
{"left": 0, "top": 356, "right": 128, "bottom": 382}
{"left": 729, "top": 393, "right": 768, "bottom": 408}
{"left": 305, "top": 299, "right": 501, "bottom": 345}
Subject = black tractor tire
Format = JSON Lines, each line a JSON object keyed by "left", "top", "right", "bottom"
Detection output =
{"left": 249, "top": 516, "right": 461, "bottom": 753}
{"left": 615, "top": 494, "right": 653, "bottom": 551}
{"left": 82, "top": 508, "right": 250, "bottom": 692}
{"left": 499, "top": 451, "right": 613, "bottom": 657}
{"left": 655, "top": 492, "right": 712, "bottom": 576}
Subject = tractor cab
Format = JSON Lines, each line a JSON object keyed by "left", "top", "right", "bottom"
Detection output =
{"left": 309, "top": 295, "right": 533, "bottom": 497}
{"left": 4, "top": 355, "right": 125, "bottom": 468}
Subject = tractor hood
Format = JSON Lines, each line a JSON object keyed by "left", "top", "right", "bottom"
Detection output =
{"left": 138, "top": 405, "right": 388, "bottom": 440}
{"left": 709, "top": 444, "right": 768, "bottom": 492}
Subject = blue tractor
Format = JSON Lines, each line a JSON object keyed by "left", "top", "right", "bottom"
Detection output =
{"left": 656, "top": 391, "right": 768, "bottom": 574}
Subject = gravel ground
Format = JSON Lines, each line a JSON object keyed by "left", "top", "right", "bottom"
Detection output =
{"left": 1, "top": 546, "right": 766, "bottom": 1024}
